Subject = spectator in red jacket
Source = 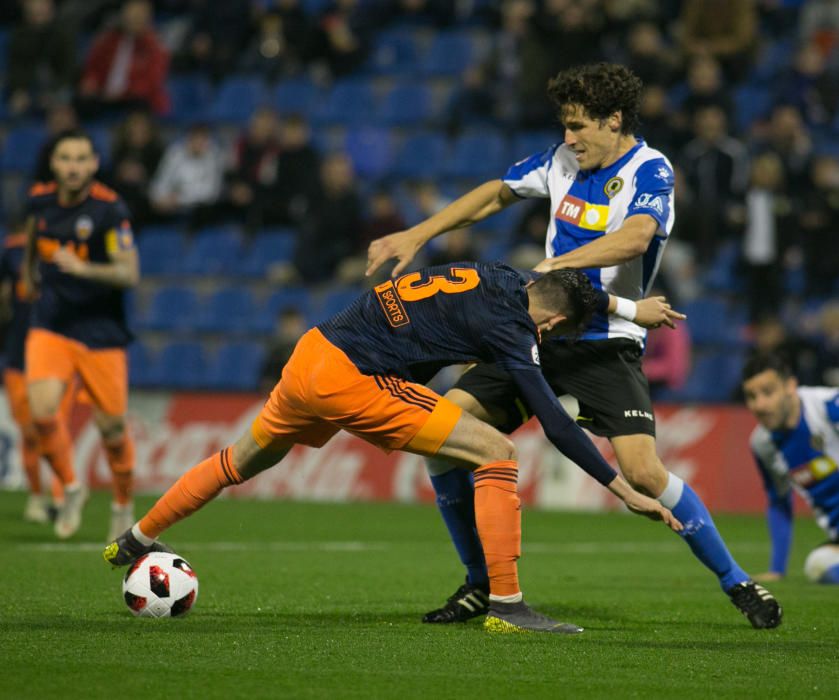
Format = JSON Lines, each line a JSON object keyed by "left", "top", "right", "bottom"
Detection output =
{"left": 77, "top": 0, "right": 170, "bottom": 117}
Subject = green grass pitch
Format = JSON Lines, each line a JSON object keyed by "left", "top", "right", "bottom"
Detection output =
{"left": 2, "top": 490, "right": 838, "bottom": 699}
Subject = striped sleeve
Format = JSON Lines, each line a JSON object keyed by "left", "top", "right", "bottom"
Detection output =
{"left": 502, "top": 145, "right": 558, "bottom": 198}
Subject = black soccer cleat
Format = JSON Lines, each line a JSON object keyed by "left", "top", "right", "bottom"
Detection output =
{"left": 422, "top": 579, "right": 490, "bottom": 623}
{"left": 103, "top": 528, "right": 173, "bottom": 567}
{"left": 727, "top": 580, "right": 783, "bottom": 629}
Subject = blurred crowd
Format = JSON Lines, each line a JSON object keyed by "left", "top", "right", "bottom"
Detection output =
{"left": 2, "top": 0, "right": 839, "bottom": 394}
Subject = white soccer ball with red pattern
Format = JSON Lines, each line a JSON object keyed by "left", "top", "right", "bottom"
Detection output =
{"left": 122, "top": 551, "right": 199, "bottom": 618}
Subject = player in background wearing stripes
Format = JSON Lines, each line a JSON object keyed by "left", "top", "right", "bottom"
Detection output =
{"left": 743, "top": 353, "right": 839, "bottom": 584}
{"left": 23, "top": 129, "right": 140, "bottom": 540}
{"left": 366, "top": 63, "right": 782, "bottom": 629}
{"left": 105, "top": 261, "right": 684, "bottom": 634}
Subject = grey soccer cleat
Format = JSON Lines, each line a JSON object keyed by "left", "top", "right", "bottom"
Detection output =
{"left": 103, "top": 528, "right": 173, "bottom": 567}
{"left": 484, "top": 600, "right": 584, "bottom": 634}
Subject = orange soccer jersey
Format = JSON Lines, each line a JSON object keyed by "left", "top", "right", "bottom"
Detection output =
{"left": 252, "top": 327, "right": 462, "bottom": 454}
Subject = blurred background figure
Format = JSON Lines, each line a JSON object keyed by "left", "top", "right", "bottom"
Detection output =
{"left": 259, "top": 306, "right": 307, "bottom": 392}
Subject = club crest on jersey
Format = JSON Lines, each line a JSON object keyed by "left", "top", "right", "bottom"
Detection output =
{"left": 531, "top": 344, "right": 540, "bottom": 365}
{"left": 604, "top": 176, "right": 624, "bottom": 199}
{"left": 75, "top": 215, "right": 94, "bottom": 240}
{"left": 555, "top": 194, "right": 609, "bottom": 231}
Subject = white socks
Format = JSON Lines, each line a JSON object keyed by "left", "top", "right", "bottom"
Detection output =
{"left": 657, "top": 472, "right": 685, "bottom": 509}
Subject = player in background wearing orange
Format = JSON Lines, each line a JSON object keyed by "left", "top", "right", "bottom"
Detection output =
{"left": 23, "top": 129, "right": 140, "bottom": 540}
{"left": 0, "top": 231, "right": 66, "bottom": 522}
{"left": 106, "top": 262, "right": 683, "bottom": 633}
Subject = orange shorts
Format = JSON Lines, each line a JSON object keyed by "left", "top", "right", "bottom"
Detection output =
{"left": 252, "top": 328, "right": 462, "bottom": 454}
{"left": 25, "top": 328, "right": 127, "bottom": 416}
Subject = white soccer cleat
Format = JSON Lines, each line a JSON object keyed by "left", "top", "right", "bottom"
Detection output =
{"left": 108, "top": 502, "right": 135, "bottom": 543}
{"left": 54, "top": 484, "right": 88, "bottom": 539}
{"left": 23, "top": 494, "right": 50, "bottom": 524}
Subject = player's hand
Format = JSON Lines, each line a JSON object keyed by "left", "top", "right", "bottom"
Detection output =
{"left": 366, "top": 229, "right": 426, "bottom": 278}
{"left": 622, "top": 490, "right": 684, "bottom": 533}
{"left": 633, "top": 296, "right": 686, "bottom": 330}
{"left": 753, "top": 571, "right": 784, "bottom": 583}
{"left": 52, "top": 248, "right": 88, "bottom": 277}
{"left": 533, "top": 258, "right": 555, "bottom": 273}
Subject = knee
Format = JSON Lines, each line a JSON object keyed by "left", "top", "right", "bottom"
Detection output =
{"left": 488, "top": 434, "right": 517, "bottom": 463}
{"left": 619, "top": 456, "right": 668, "bottom": 497}
{"left": 29, "top": 396, "right": 61, "bottom": 422}
{"left": 97, "top": 415, "right": 126, "bottom": 443}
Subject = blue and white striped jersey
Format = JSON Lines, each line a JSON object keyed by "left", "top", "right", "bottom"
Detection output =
{"left": 503, "top": 139, "right": 675, "bottom": 343}
{"left": 750, "top": 387, "right": 839, "bottom": 552}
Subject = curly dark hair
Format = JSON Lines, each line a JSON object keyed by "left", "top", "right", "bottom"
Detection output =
{"left": 547, "top": 63, "right": 643, "bottom": 134}
{"left": 529, "top": 269, "right": 598, "bottom": 337}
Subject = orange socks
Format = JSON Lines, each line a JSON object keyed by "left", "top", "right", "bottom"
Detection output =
{"left": 473, "top": 460, "right": 521, "bottom": 598}
{"left": 104, "top": 432, "right": 135, "bottom": 505}
{"left": 33, "top": 417, "right": 76, "bottom": 486}
{"left": 20, "top": 426, "right": 41, "bottom": 494}
{"left": 139, "top": 447, "right": 243, "bottom": 539}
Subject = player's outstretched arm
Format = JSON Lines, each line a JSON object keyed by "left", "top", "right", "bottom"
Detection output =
{"left": 365, "top": 180, "right": 517, "bottom": 278}
{"left": 606, "top": 474, "right": 683, "bottom": 532}
{"left": 607, "top": 294, "right": 686, "bottom": 329}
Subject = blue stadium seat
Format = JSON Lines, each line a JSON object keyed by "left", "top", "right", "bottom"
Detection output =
{"left": 252, "top": 287, "right": 312, "bottom": 333}
{"left": 313, "top": 80, "right": 377, "bottom": 126}
{"left": 136, "top": 227, "right": 188, "bottom": 276}
{"left": 238, "top": 229, "right": 297, "bottom": 276}
{"left": 733, "top": 85, "right": 774, "bottom": 133}
{"left": 208, "top": 76, "right": 267, "bottom": 124}
{"left": 3, "top": 125, "right": 47, "bottom": 173}
{"left": 344, "top": 127, "right": 395, "bottom": 179}
{"left": 153, "top": 341, "right": 209, "bottom": 389}
{"left": 421, "top": 32, "right": 475, "bottom": 77}
{"left": 193, "top": 287, "right": 256, "bottom": 333}
{"left": 750, "top": 38, "right": 796, "bottom": 86}
{"left": 681, "top": 298, "right": 747, "bottom": 347}
{"left": 183, "top": 227, "right": 244, "bottom": 275}
{"left": 364, "top": 27, "right": 421, "bottom": 75}
{"left": 511, "top": 132, "right": 559, "bottom": 161}
{"left": 314, "top": 287, "right": 362, "bottom": 324}
{"left": 379, "top": 85, "right": 434, "bottom": 126}
{"left": 442, "top": 131, "right": 510, "bottom": 179}
{"left": 166, "top": 75, "right": 214, "bottom": 124}
{"left": 0, "top": 29, "right": 8, "bottom": 75}
{"left": 206, "top": 341, "right": 266, "bottom": 390}
{"left": 128, "top": 341, "right": 155, "bottom": 388}
{"left": 392, "top": 132, "right": 447, "bottom": 179}
{"left": 274, "top": 78, "right": 321, "bottom": 115}
{"left": 141, "top": 285, "right": 199, "bottom": 332}
{"left": 472, "top": 206, "right": 520, "bottom": 236}
{"left": 658, "top": 350, "right": 745, "bottom": 403}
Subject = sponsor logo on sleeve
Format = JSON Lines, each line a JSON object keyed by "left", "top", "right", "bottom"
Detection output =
{"left": 634, "top": 193, "right": 664, "bottom": 215}
{"left": 374, "top": 280, "right": 411, "bottom": 328}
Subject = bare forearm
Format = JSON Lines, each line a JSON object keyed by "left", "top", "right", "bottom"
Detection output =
{"left": 75, "top": 261, "right": 139, "bottom": 288}
{"left": 412, "top": 180, "right": 515, "bottom": 243}
{"left": 547, "top": 231, "right": 647, "bottom": 270}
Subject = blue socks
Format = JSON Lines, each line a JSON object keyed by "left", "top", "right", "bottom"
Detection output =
{"left": 659, "top": 473, "right": 749, "bottom": 591}
{"left": 823, "top": 564, "right": 839, "bottom": 584}
{"left": 429, "top": 467, "right": 488, "bottom": 588}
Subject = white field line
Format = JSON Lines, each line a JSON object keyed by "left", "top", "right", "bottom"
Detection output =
{"left": 16, "top": 540, "right": 769, "bottom": 554}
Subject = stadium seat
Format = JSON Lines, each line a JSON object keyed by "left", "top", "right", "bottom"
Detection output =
{"left": 314, "top": 287, "right": 363, "bottom": 324}
{"left": 193, "top": 287, "right": 256, "bottom": 333}
{"left": 2, "top": 125, "right": 46, "bottom": 173}
{"left": 659, "top": 349, "right": 745, "bottom": 403}
{"left": 511, "top": 132, "right": 560, "bottom": 161}
{"left": 252, "top": 287, "right": 312, "bottom": 333}
{"left": 681, "top": 298, "right": 747, "bottom": 348}
{"left": 421, "top": 32, "right": 475, "bottom": 77}
{"left": 392, "top": 132, "right": 447, "bottom": 179}
{"left": 153, "top": 340, "right": 209, "bottom": 389}
{"left": 208, "top": 76, "right": 267, "bottom": 125}
{"left": 183, "top": 227, "right": 244, "bottom": 275}
{"left": 378, "top": 84, "right": 434, "bottom": 126}
{"left": 442, "top": 131, "right": 510, "bottom": 180}
{"left": 733, "top": 85, "right": 774, "bottom": 133}
{"left": 363, "top": 27, "right": 421, "bottom": 76}
{"left": 274, "top": 78, "right": 321, "bottom": 116}
{"left": 313, "top": 80, "right": 377, "bottom": 127}
{"left": 344, "top": 127, "right": 395, "bottom": 179}
{"left": 141, "top": 285, "right": 199, "bottom": 332}
{"left": 127, "top": 341, "right": 155, "bottom": 388}
{"left": 206, "top": 341, "right": 266, "bottom": 390}
{"left": 136, "top": 227, "right": 189, "bottom": 276}
{"left": 166, "top": 74, "right": 214, "bottom": 124}
{"left": 238, "top": 229, "right": 297, "bottom": 276}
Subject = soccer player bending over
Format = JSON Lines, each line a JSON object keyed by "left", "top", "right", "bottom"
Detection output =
{"left": 105, "top": 262, "right": 683, "bottom": 634}
{"left": 743, "top": 353, "right": 839, "bottom": 585}
{"left": 366, "top": 62, "right": 782, "bottom": 629}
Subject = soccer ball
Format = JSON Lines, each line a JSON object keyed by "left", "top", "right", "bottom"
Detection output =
{"left": 803, "top": 545, "right": 839, "bottom": 584}
{"left": 122, "top": 552, "right": 199, "bottom": 617}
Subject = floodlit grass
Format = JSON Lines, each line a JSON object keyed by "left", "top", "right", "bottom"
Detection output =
{"left": 2, "top": 491, "right": 837, "bottom": 699}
